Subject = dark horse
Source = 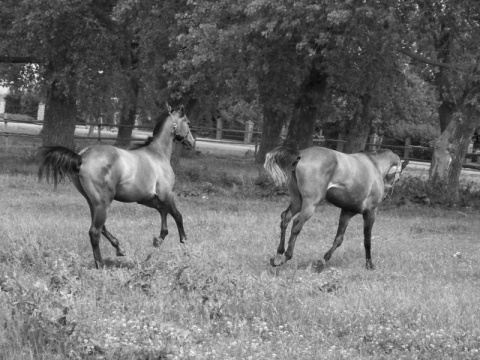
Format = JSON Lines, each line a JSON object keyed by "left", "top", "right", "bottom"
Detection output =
{"left": 264, "top": 146, "right": 408, "bottom": 270}
{"left": 38, "top": 105, "right": 195, "bottom": 268}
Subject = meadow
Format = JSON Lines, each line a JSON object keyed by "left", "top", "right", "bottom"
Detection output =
{"left": 1, "top": 147, "right": 480, "bottom": 359}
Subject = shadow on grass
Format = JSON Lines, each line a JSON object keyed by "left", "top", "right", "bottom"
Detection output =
{"left": 101, "top": 257, "right": 137, "bottom": 269}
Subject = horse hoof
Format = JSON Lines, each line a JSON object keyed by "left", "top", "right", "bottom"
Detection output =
{"left": 270, "top": 254, "right": 286, "bottom": 267}
{"left": 313, "top": 259, "right": 326, "bottom": 273}
{"left": 153, "top": 237, "right": 163, "bottom": 248}
{"left": 366, "top": 261, "right": 375, "bottom": 270}
{"left": 116, "top": 248, "right": 126, "bottom": 257}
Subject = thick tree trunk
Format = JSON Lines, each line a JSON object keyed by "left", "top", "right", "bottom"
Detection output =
{"left": 438, "top": 100, "right": 455, "bottom": 133}
{"left": 42, "top": 81, "right": 77, "bottom": 149}
{"left": 343, "top": 94, "right": 373, "bottom": 154}
{"left": 255, "top": 104, "right": 285, "bottom": 164}
{"left": 429, "top": 106, "right": 479, "bottom": 203}
{"left": 282, "top": 69, "right": 327, "bottom": 150}
{"left": 115, "top": 34, "right": 140, "bottom": 148}
{"left": 115, "top": 73, "right": 139, "bottom": 148}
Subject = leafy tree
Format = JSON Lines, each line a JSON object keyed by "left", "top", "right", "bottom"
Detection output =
{"left": 1, "top": 0, "right": 121, "bottom": 149}
{"left": 397, "top": 0, "right": 480, "bottom": 202}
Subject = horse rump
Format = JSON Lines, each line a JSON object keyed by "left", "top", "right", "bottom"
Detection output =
{"left": 37, "top": 146, "right": 82, "bottom": 187}
{"left": 264, "top": 146, "right": 301, "bottom": 186}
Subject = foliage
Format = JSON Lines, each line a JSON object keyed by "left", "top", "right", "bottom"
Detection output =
{"left": 4, "top": 92, "right": 41, "bottom": 117}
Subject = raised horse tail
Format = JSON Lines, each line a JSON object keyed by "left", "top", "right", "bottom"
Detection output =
{"left": 264, "top": 146, "right": 301, "bottom": 186}
{"left": 37, "top": 146, "right": 82, "bottom": 188}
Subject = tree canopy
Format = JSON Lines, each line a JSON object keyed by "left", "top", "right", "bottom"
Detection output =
{"left": 2, "top": 0, "right": 480, "bottom": 201}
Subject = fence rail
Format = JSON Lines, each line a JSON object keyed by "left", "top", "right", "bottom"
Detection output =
{"left": 2, "top": 116, "right": 480, "bottom": 170}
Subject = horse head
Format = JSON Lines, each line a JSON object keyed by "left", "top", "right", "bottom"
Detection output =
{"left": 167, "top": 104, "right": 196, "bottom": 150}
{"left": 384, "top": 156, "right": 409, "bottom": 195}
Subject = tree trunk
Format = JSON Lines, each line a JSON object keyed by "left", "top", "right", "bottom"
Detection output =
{"left": 282, "top": 69, "right": 327, "bottom": 150}
{"left": 438, "top": 100, "right": 455, "bottom": 133}
{"left": 429, "top": 106, "right": 480, "bottom": 203}
{"left": 115, "top": 71, "right": 139, "bottom": 148}
{"left": 115, "top": 33, "right": 140, "bottom": 148}
{"left": 255, "top": 104, "right": 285, "bottom": 164}
{"left": 343, "top": 94, "right": 373, "bottom": 154}
{"left": 42, "top": 81, "right": 77, "bottom": 149}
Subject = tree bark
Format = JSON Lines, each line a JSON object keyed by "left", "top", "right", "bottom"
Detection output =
{"left": 42, "top": 81, "right": 77, "bottom": 149}
{"left": 429, "top": 106, "right": 480, "bottom": 203}
{"left": 115, "top": 33, "right": 140, "bottom": 148}
{"left": 438, "top": 100, "right": 455, "bottom": 133}
{"left": 343, "top": 94, "right": 373, "bottom": 154}
{"left": 115, "top": 79, "right": 139, "bottom": 148}
{"left": 255, "top": 103, "right": 286, "bottom": 164}
{"left": 282, "top": 69, "right": 327, "bottom": 150}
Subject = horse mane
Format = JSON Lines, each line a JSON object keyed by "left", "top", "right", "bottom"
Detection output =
{"left": 130, "top": 114, "right": 170, "bottom": 150}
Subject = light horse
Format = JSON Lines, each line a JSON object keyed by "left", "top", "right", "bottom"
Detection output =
{"left": 38, "top": 105, "right": 195, "bottom": 268}
{"left": 264, "top": 146, "right": 408, "bottom": 270}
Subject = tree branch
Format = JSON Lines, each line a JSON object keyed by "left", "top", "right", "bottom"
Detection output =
{"left": 398, "top": 47, "right": 456, "bottom": 70}
{"left": 0, "top": 56, "right": 40, "bottom": 64}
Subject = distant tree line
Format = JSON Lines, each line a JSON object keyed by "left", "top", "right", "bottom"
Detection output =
{"left": 1, "top": 0, "right": 480, "bottom": 202}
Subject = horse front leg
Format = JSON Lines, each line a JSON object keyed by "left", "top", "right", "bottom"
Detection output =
{"left": 363, "top": 209, "right": 377, "bottom": 269}
{"left": 102, "top": 225, "right": 126, "bottom": 256}
{"left": 166, "top": 200, "right": 187, "bottom": 243}
{"left": 153, "top": 209, "right": 169, "bottom": 247}
{"left": 316, "top": 209, "right": 355, "bottom": 271}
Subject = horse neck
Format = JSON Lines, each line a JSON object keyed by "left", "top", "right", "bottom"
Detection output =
{"left": 147, "top": 117, "right": 174, "bottom": 158}
{"left": 375, "top": 154, "right": 399, "bottom": 176}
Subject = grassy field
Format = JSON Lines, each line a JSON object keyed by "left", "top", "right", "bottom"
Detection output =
{"left": 2, "top": 148, "right": 480, "bottom": 359}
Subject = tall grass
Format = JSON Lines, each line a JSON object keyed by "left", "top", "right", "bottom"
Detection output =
{"left": 1, "top": 164, "right": 480, "bottom": 359}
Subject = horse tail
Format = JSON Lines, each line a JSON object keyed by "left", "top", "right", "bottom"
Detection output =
{"left": 264, "top": 146, "right": 301, "bottom": 186}
{"left": 37, "top": 146, "right": 82, "bottom": 188}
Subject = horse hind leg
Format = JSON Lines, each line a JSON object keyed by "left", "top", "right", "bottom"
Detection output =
{"left": 317, "top": 209, "right": 355, "bottom": 271}
{"left": 271, "top": 200, "right": 316, "bottom": 267}
{"left": 102, "top": 225, "right": 126, "bottom": 256}
{"left": 270, "top": 202, "right": 300, "bottom": 265}
{"left": 89, "top": 205, "right": 108, "bottom": 269}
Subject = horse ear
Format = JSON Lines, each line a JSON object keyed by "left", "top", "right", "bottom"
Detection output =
{"left": 165, "top": 102, "right": 172, "bottom": 114}
{"left": 180, "top": 105, "right": 185, "bottom": 116}
{"left": 401, "top": 160, "right": 409, "bottom": 172}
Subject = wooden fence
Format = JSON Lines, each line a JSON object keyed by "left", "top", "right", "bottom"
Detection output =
{"left": 2, "top": 115, "right": 480, "bottom": 169}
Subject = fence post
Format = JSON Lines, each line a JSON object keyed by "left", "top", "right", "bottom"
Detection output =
{"left": 368, "top": 132, "right": 379, "bottom": 151}
{"left": 4, "top": 113, "right": 8, "bottom": 150}
{"left": 403, "top": 137, "right": 411, "bottom": 160}
{"left": 0, "top": 98, "right": 5, "bottom": 115}
{"left": 37, "top": 102, "right": 45, "bottom": 121}
{"left": 336, "top": 133, "right": 344, "bottom": 152}
{"left": 97, "top": 116, "right": 102, "bottom": 142}
{"left": 216, "top": 117, "right": 223, "bottom": 140}
{"left": 244, "top": 120, "right": 254, "bottom": 143}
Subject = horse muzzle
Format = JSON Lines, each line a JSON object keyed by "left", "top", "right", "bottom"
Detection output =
{"left": 175, "top": 132, "right": 195, "bottom": 150}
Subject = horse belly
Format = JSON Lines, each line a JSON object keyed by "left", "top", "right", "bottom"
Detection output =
{"left": 326, "top": 187, "right": 364, "bottom": 213}
{"left": 114, "top": 179, "right": 156, "bottom": 203}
